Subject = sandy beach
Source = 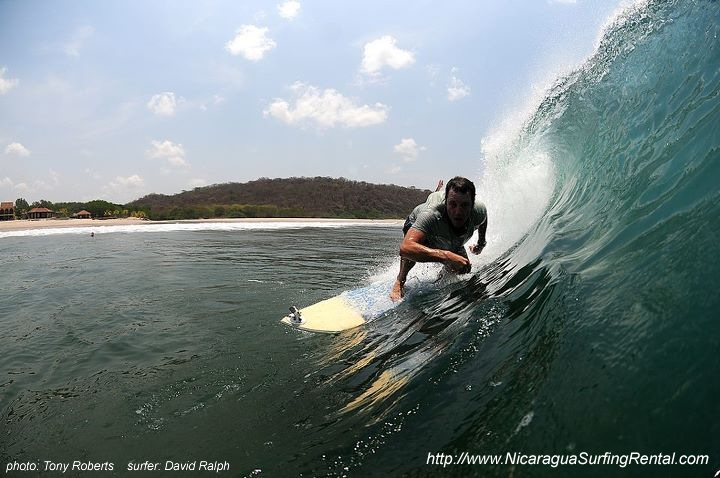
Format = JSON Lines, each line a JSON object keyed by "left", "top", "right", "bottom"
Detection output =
{"left": 0, "top": 217, "right": 403, "bottom": 233}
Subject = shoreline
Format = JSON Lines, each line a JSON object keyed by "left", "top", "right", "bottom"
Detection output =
{"left": 0, "top": 217, "right": 403, "bottom": 233}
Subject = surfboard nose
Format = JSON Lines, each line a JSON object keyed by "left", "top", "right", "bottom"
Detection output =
{"left": 288, "top": 306, "right": 304, "bottom": 325}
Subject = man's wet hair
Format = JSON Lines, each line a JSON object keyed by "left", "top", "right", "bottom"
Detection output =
{"left": 445, "top": 176, "right": 476, "bottom": 203}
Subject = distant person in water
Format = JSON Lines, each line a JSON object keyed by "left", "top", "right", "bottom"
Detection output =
{"left": 390, "top": 176, "right": 487, "bottom": 301}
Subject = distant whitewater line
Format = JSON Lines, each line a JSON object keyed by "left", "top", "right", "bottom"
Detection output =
{"left": 0, "top": 218, "right": 402, "bottom": 239}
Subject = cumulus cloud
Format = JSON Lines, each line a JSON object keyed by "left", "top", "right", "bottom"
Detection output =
{"left": 225, "top": 25, "right": 277, "bottom": 61}
{"left": 0, "top": 67, "right": 19, "bottom": 95}
{"left": 278, "top": 1, "right": 301, "bottom": 19}
{"left": 5, "top": 142, "right": 31, "bottom": 157}
{"left": 147, "top": 140, "right": 187, "bottom": 167}
{"left": 361, "top": 36, "right": 415, "bottom": 77}
{"left": 64, "top": 26, "right": 95, "bottom": 57}
{"left": 393, "top": 138, "right": 426, "bottom": 162}
{"left": 189, "top": 178, "right": 208, "bottom": 188}
{"left": 147, "top": 92, "right": 179, "bottom": 116}
{"left": 448, "top": 68, "right": 471, "bottom": 101}
{"left": 113, "top": 174, "right": 144, "bottom": 188}
{"left": 264, "top": 82, "right": 388, "bottom": 128}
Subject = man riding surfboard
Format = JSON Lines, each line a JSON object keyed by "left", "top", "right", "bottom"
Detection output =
{"left": 390, "top": 176, "right": 487, "bottom": 301}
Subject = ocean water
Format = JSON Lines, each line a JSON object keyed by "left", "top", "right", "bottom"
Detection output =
{"left": 2, "top": 0, "right": 720, "bottom": 476}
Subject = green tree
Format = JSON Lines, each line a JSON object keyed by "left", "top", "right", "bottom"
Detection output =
{"left": 85, "top": 200, "right": 120, "bottom": 218}
{"left": 15, "top": 198, "right": 29, "bottom": 216}
{"left": 31, "top": 199, "right": 55, "bottom": 210}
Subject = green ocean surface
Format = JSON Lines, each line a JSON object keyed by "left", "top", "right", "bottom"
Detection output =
{"left": 1, "top": 226, "right": 407, "bottom": 476}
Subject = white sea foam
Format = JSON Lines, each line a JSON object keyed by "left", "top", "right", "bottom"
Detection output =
{"left": 475, "top": 145, "right": 555, "bottom": 264}
{"left": 0, "top": 220, "right": 399, "bottom": 239}
{"left": 368, "top": 138, "right": 556, "bottom": 288}
{"left": 464, "top": 0, "right": 649, "bottom": 268}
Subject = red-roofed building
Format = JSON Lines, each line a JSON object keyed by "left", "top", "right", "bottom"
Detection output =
{"left": 72, "top": 210, "right": 92, "bottom": 219}
{"left": 28, "top": 207, "right": 56, "bottom": 219}
{"left": 1, "top": 202, "right": 14, "bottom": 221}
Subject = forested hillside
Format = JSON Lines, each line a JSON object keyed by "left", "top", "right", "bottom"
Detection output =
{"left": 127, "top": 177, "right": 432, "bottom": 220}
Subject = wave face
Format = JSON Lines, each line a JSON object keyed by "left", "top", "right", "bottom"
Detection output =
{"left": 320, "top": 1, "right": 720, "bottom": 475}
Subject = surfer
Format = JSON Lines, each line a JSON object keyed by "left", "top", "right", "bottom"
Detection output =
{"left": 390, "top": 176, "right": 487, "bottom": 301}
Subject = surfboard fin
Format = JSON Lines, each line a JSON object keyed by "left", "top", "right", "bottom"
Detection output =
{"left": 288, "top": 306, "right": 304, "bottom": 325}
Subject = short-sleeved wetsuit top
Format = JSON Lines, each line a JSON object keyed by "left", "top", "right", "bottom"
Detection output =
{"left": 406, "top": 191, "right": 487, "bottom": 253}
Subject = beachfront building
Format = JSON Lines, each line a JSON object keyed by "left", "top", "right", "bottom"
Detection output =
{"left": 27, "top": 207, "right": 56, "bottom": 219}
{"left": 0, "top": 202, "right": 14, "bottom": 221}
{"left": 72, "top": 210, "right": 92, "bottom": 219}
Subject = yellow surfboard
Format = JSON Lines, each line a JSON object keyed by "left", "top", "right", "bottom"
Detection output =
{"left": 281, "top": 282, "right": 395, "bottom": 333}
{"left": 281, "top": 296, "right": 366, "bottom": 333}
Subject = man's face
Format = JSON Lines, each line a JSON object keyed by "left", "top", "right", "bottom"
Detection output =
{"left": 445, "top": 189, "right": 473, "bottom": 230}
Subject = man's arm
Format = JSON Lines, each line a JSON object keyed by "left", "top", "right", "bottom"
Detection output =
{"left": 469, "top": 217, "right": 487, "bottom": 255}
{"left": 400, "top": 228, "right": 471, "bottom": 272}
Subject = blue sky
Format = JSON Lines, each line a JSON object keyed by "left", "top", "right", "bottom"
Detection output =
{"left": 1, "top": 0, "right": 625, "bottom": 204}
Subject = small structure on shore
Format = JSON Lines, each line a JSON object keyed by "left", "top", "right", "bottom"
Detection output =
{"left": 27, "top": 207, "right": 56, "bottom": 219}
{"left": 0, "top": 202, "right": 14, "bottom": 221}
{"left": 73, "top": 210, "right": 92, "bottom": 219}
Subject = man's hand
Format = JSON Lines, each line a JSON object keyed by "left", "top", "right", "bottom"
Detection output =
{"left": 400, "top": 228, "right": 471, "bottom": 273}
{"left": 469, "top": 243, "right": 485, "bottom": 255}
{"left": 443, "top": 251, "right": 472, "bottom": 274}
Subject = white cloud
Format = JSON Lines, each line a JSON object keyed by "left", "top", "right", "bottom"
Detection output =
{"left": 5, "top": 142, "right": 31, "bottom": 157}
{"left": 361, "top": 36, "right": 415, "bottom": 77}
{"left": 264, "top": 82, "right": 388, "bottom": 128}
{"left": 278, "top": 1, "right": 301, "bottom": 20}
{"left": 393, "top": 138, "right": 426, "bottom": 162}
{"left": 114, "top": 175, "right": 144, "bottom": 188}
{"left": 225, "top": 25, "right": 277, "bottom": 61}
{"left": 200, "top": 94, "right": 227, "bottom": 111}
{"left": 189, "top": 178, "right": 208, "bottom": 188}
{"left": 386, "top": 165, "right": 402, "bottom": 174}
{"left": 448, "top": 69, "right": 471, "bottom": 101}
{"left": 147, "top": 92, "right": 179, "bottom": 116}
{"left": 64, "top": 26, "right": 95, "bottom": 57}
{"left": 147, "top": 140, "right": 187, "bottom": 167}
{"left": 108, "top": 175, "right": 145, "bottom": 195}
{"left": 548, "top": 0, "right": 577, "bottom": 4}
{"left": 0, "top": 67, "right": 19, "bottom": 95}
{"left": 0, "top": 174, "right": 58, "bottom": 195}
